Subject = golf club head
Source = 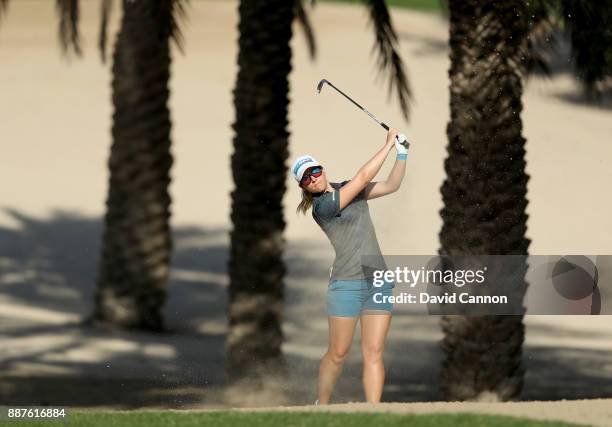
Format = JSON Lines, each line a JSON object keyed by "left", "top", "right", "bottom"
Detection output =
{"left": 316, "top": 79, "right": 329, "bottom": 93}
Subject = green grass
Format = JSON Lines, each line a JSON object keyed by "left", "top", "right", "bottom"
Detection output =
{"left": 2, "top": 410, "right": 584, "bottom": 427}
{"left": 319, "top": 0, "right": 444, "bottom": 13}
{"left": 203, "top": 0, "right": 444, "bottom": 13}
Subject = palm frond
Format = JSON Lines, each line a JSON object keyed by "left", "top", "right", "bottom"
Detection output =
{"left": 364, "top": 0, "right": 411, "bottom": 121}
{"left": 559, "top": 0, "right": 612, "bottom": 96}
{"left": 0, "top": 0, "right": 9, "bottom": 25}
{"left": 524, "top": 0, "right": 559, "bottom": 77}
{"left": 165, "top": 0, "right": 189, "bottom": 54}
{"left": 295, "top": 0, "right": 316, "bottom": 60}
{"left": 56, "top": 0, "right": 82, "bottom": 57}
{"left": 98, "top": 0, "right": 112, "bottom": 63}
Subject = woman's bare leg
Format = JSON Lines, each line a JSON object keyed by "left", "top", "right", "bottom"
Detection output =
{"left": 360, "top": 313, "right": 392, "bottom": 402}
{"left": 318, "top": 316, "right": 359, "bottom": 404}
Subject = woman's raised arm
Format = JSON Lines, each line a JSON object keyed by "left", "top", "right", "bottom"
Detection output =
{"left": 337, "top": 128, "right": 398, "bottom": 210}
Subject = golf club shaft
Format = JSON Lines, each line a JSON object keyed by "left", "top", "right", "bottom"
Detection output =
{"left": 322, "top": 80, "right": 390, "bottom": 131}
{"left": 318, "top": 79, "right": 409, "bottom": 149}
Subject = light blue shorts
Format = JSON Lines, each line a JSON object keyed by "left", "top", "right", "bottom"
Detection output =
{"left": 327, "top": 279, "right": 395, "bottom": 317}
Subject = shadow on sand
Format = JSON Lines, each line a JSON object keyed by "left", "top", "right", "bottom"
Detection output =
{"left": 1, "top": 208, "right": 611, "bottom": 407}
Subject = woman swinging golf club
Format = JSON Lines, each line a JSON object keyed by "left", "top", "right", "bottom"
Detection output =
{"left": 291, "top": 127, "right": 409, "bottom": 404}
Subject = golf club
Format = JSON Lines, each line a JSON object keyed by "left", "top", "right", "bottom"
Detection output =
{"left": 316, "top": 78, "right": 409, "bottom": 149}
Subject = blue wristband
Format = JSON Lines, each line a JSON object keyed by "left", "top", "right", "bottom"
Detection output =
{"left": 397, "top": 153, "right": 407, "bottom": 160}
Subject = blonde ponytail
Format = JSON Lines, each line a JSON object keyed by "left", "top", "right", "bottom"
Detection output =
{"left": 296, "top": 188, "right": 314, "bottom": 215}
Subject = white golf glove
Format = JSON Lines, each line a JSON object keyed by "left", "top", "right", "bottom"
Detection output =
{"left": 395, "top": 133, "right": 410, "bottom": 155}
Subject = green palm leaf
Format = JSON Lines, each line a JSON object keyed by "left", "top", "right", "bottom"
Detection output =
{"left": 364, "top": 0, "right": 412, "bottom": 120}
{"left": 56, "top": 0, "right": 82, "bottom": 56}
{"left": 295, "top": 0, "right": 317, "bottom": 59}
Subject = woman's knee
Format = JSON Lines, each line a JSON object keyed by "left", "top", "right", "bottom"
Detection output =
{"left": 327, "top": 346, "right": 351, "bottom": 364}
{"left": 362, "top": 344, "right": 384, "bottom": 364}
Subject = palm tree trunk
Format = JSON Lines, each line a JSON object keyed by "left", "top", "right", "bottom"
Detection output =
{"left": 439, "top": 0, "right": 530, "bottom": 401}
{"left": 93, "top": 0, "right": 173, "bottom": 331}
{"left": 227, "top": 0, "right": 294, "bottom": 381}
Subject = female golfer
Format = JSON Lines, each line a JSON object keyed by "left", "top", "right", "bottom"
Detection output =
{"left": 291, "top": 127, "right": 409, "bottom": 404}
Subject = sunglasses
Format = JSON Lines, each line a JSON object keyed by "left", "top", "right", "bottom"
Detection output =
{"left": 300, "top": 166, "right": 323, "bottom": 186}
